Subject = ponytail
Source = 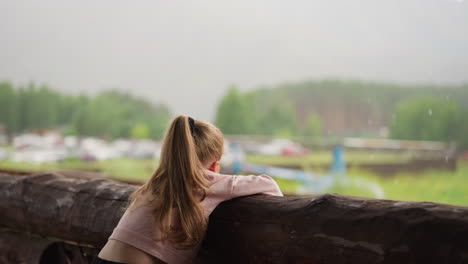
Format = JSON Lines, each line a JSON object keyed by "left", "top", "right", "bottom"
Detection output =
{"left": 129, "top": 115, "right": 214, "bottom": 249}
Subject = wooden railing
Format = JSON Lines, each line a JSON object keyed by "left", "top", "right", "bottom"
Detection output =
{"left": 1, "top": 172, "right": 467, "bottom": 264}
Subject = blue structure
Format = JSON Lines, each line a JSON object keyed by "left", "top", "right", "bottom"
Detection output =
{"left": 230, "top": 143, "right": 243, "bottom": 175}
{"left": 330, "top": 145, "right": 346, "bottom": 174}
{"left": 237, "top": 146, "right": 347, "bottom": 194}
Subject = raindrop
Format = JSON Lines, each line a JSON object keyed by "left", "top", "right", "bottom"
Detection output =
{"left": 428, "top": 109, "right": 432, "bottom": 116}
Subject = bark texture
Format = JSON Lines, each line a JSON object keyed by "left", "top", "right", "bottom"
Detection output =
{"left": 198, "top": 194, "right": 468, "bottom": 264}
{"left": 1, "top": 172, "right": 467, "bottom": 264}
{"left": 0, "top": 172, "right": 135, "bottom": 248}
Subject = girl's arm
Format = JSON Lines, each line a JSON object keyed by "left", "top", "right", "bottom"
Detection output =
{"left": 229, "top": 174, "right": 283, "bottom": 199}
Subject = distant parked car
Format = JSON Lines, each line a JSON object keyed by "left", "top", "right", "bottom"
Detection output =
{"left": 0, "top": 147, "right": 8, "bottom": 160}
{"left": 111, "top": 139, "right": 134, "bottom": 157}
{"left": 14, "top": 132, "right": 63, "bottom": 149}
{"left": 240, "top": 140, "right": 264, "bottom": 154}
{"left": 460, "top": 151, "right": 468, "bottom": 161}
{"left": 281, "top": 143, "right": 308, "bottom": 156}
{"left": 257, "top": 139, "right": 308, "bottom": 156}
{"left": 11, "top": 146, "right": 66, "bottom": 163}
{"left": 129, "top": 140, "right": 160, "bottom": 159}
{"left": 79, "top": 137, "right": 120, "bottom": 161}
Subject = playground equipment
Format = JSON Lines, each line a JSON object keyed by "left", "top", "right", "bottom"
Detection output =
{"left": 229, "top": 144, "right": 385, "bottom": 198}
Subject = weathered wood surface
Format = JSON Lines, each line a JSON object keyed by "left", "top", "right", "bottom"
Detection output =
{"left": 0, "top": 172, "right": 135, "bottom": 248}
{"left": 199, "top": 195, "right": 468, "bottom": 264}
{"left": 1, "top": 172, "right": 468, "bottom": 264}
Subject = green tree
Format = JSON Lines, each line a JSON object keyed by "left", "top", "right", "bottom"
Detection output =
{"left": 0, "top": 82, "right": 17, "bottom": 134}
{"left": 456, "top": 109, "right": 468, "bottom": 150}
{"left": 131, "top": 123, "right": 150, "bottom": 139}
{"left": 257, "top": 103, "right": 298, "bottom": 137}
{"left": 389, "top": 96, "right": 459, "bottom": 142}
{"left": 303, "top": 113, "right": 322, "bottom": 138}
{"left": 214, "top": 86, "right": 252, "bottom": 134}
{"left": 12, "top": 83, "right": 61, "bottom": 132}
{"left": 73, "top": 90, "right": 170, "bottom": 139}
{"left": 0, "top": 81, "right": 171, "bottom": 138}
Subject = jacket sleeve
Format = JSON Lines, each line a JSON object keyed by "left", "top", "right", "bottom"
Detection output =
{"left": 229, "top": 174, "right": 283, "bottom": 199}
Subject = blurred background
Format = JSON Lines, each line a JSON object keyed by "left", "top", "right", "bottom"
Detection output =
{"left": 1, "top": 0, "right": 467, "bottom": 205}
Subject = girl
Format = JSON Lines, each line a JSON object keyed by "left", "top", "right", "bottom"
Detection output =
{"left": 95, "top": 115, "right": 283, "bottom": 264}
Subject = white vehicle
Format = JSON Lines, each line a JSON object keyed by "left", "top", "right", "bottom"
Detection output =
{"left": 11, "top": 146, "right": 66, "bottom": 163}
{"left": 256, "top": 139, "right": 308, "bottom": 156}
{"left": 14, "top": 132, "right": 63, "bottom": 149}
{"left": 0, "top": 147, "right": 8, "bottom": 160}
{"left": 130, "top": 140, "right": 160, "bottom": 159}
{"left": 111, "top": 139, "right": 134, "bottom": 157}
{"left": 79, "top": 137, "right": 120, "bottom": 161}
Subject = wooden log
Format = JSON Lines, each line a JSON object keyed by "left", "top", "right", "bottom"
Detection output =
{"left": 1, "top": 172, "right": 468, "bottom": 264}
{"left": 198, "top": 195, "right": 468, "bottom": 264}
{"left": 0, "top": 172, "right": 135, "bottom": 247}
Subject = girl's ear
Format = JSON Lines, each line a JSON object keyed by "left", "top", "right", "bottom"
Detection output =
{"left": 208, "top": 160, "right": 220, "bottom": 172}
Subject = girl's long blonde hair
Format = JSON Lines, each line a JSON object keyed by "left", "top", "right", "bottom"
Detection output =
{"left": 129, "top": 115, "right": 224, "bottom": 249}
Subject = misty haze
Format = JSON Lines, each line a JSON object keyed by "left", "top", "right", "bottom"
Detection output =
{"left": 1, "top": 0, "right": 467, "bottom": 120}
{"left": 1, "top": 1, "right": 468, "bottom": 263}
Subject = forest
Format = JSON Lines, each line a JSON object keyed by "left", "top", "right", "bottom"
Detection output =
{"left": 0, "top": 81, "right": 171, "bottom": 139}
{"left": 215, "top": 80, "right": 468, "bottom": 149}
{"left": 1, "top": 79, "right": 467, "bottom": 149}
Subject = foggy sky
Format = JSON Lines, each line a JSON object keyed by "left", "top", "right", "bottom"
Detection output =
{"left": 1, "top": 0, "right": 467, "bottom": 121}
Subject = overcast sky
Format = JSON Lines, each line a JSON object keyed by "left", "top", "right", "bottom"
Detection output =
{"left": 1, "top": 0, "right": 467, "bottom": 121}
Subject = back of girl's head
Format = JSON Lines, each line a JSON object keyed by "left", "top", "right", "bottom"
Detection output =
{"left": 159, "top": 115, "right": 224, "bottom": 169}
{"left": 129, "top": 115, "right": 224, "bottom": 249}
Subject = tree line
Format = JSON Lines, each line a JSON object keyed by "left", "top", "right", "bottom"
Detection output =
{"left": 0, "top": 81, "right": 170, "bottom": 139}
{"left": 389, "top": 96, "right": 468, "bottom": 148}
{"left": 1, "top": 79, "right": 467, "bottom": 149}
{"left": 214, "top": 84, "right": 468, "bottom": 149}
{"left": 214, "top": 86, "right": 321, "bottom": 138}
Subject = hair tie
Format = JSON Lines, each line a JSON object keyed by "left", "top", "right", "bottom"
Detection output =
{"left": 188, "top": 117, "right": 195, "bottom": 135}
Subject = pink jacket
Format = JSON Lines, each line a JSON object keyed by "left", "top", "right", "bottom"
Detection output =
{"left": 108, "top": 170, "right": 283, "bottom": 264}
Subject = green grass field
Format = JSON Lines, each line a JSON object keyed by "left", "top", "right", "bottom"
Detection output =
{"left": 0, "top": 158, "right": 158, "bottom": 182}
{"left": 247, "top": 152, "right": 468, "bottom": 206}
{"left": 341, "top": 163, "right": 468, "bottom": 206}
{"left": 1, "top": 155, "right": 467, "bottom": 206}
{"left": 254, "top": 161, "right": 468, "bottom": 206}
